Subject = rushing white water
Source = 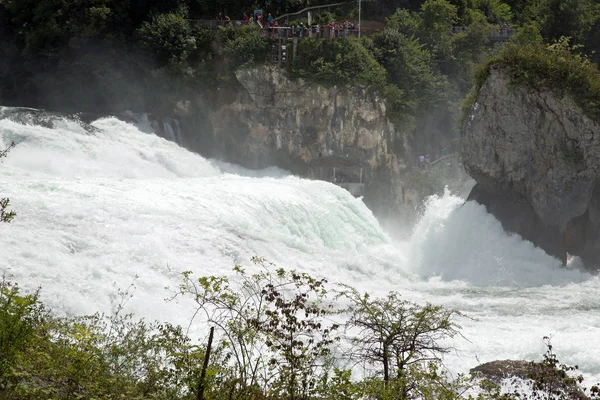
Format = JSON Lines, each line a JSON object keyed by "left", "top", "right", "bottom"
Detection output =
{"left": 1, "top": 110, "right": 599, "bottom": 387}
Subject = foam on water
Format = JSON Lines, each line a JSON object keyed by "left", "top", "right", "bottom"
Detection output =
{"left": 1, "top": 111, "right": 599, "bottom": 386}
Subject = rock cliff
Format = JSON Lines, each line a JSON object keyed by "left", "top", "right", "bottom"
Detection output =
{"left": 462, "top": 65, "right": 600, "bottom": 267}
{"left": 174, "top": 65, "right": 417, "bottom": 229}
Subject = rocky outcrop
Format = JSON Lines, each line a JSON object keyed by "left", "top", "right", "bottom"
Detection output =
{"left": 174, "top": 65, "right": 416, "bottom": 228}
{"left": 471, "top": 360, "right": 589, "bottom": 399}
{"left": 462, "top": 66, "right": 600, "bottom": 268}
{"left": 219, "top": 66, "right": 401, "bottom": 175}
{"left": 471, "top": 360, "right": 533, "bottom": 384}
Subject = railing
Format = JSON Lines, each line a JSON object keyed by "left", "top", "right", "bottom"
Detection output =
{"left": 489, "top": 29, "right": 513, "bottom": 42}
{"left": 273, "top": 2, "right": 349, "bottom": 22}
{"left": 430, "top": 152, "right": 457, "bottom": 167}
{"left": 261, "top": 26, "right": 360, "bottom": 39}
{"left": 187, "top": 19, "right": 246, "bottom": 30}
{"left": 453, "top": 25, "right": 513, "bottom": 42}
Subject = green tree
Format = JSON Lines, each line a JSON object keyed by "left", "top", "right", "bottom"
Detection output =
{"left": 137, "top": 11, "right": 198, "bottom": 68}
{"left": 217, "top": 24, "right": 273, "bottom": 69}
{"left": 0, "top": 278, "right": 44, "bottom": 389}
{"left": 420, "top": 0, "right": 459, "bottom": 61}
{"left": 536, "top": 0, "right": 598, "bottom": 45}
{"left": 370, "top": 28, "right": 448, "bottom": 114}
{"left": 0, "top": 142, "right": 15, "bottom": 223}
{"left": 292, "top": 37, "right": 388, "bottom": 87}
{"left": 510, "top": 21, "right": 544, "bottom": 45}
{"left": 338, "top": 285, "right": 462, "bottom": 397}
{"left": 174, "top": 257, "right": 340, "bottom": 399}
{"left": 474, "top": 0, "right": 513, "bottom": 24}
{"left": 448, "top": 9, "right": 495, "bottom": 92}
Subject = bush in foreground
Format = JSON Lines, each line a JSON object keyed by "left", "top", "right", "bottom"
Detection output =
{"left": 1, "top": 258, "right": 599, "bottom": 400}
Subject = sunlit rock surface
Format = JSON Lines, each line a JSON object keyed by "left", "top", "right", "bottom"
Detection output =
{"left": 462, "top": 66, "right": 600, "bottom": 268}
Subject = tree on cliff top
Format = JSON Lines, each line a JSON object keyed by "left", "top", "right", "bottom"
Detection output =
{"left": 0, "top": 142, "right": 15, "bottom": 223}
{"left": 475, "top": 38, "right": 600, "bottom": 121}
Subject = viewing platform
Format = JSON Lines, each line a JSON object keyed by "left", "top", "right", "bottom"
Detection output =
{"left": 308, "top": 164, "right": 367, "bottom": 197}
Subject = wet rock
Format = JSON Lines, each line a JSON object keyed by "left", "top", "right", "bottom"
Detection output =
{"left": 471, "top": 360, "right": 532, "bottom": 384}
{"left": 462, "top": 66, "right": 600, "bottom": 270}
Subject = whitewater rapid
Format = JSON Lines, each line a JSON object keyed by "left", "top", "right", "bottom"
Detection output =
{"left": 1, "top": 110, "right": 599, "bottom": 385}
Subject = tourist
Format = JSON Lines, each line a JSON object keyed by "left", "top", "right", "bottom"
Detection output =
{"left": 243, "top": 13, "right": 249, "bottom": 24}
{"left": 327, "top": 21, "right": 334, "bottom": 39}
{"left": 267, "top": 13, "right": 273, "bottom": 23}
{"left": 419, "top": 155, "right": 425, "bottom": 169}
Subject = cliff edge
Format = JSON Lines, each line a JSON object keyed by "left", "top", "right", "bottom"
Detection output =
{"left": 462, "top": 65, "right": 600, "bottom": 267}
{"left": 174, "top": 65, "right": 415, "bottom": 229}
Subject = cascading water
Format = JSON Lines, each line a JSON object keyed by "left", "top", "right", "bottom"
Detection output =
{"left": 1, "top": 108, "right": 599, "bottom": 386}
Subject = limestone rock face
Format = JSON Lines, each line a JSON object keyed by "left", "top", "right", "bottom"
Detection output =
{"left": 216, "top": 65, "right": 401, "bottom": 175}
{"left": 178, "top": 65, "right": 414, "bottom": 227}
{"left": 462, "top": 66, "right": 600, "bottom": 267}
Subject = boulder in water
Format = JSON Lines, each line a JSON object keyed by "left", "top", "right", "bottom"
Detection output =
{"left": 470, "top": 360, "right": 532, "bottom": 384}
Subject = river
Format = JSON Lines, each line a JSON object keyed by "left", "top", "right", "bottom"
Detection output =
{"left": 1, "top": 108, "right": 599, "bottom": 388}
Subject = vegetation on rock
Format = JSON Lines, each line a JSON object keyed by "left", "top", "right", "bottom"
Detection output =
{"left": 469, "top": 38, "right": 600, "bottom": 121}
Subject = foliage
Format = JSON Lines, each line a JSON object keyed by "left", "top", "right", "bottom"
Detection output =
{"left": 137, "top": 11, "right": 199, "bottom": 68}
{"left": 536, "top": 0, "right": 598, "bottom": 46}
{"left": 510, "top": 21, "right": 544, "bottom": 45}
{"left": 0, "top": 278, "right": 44, "bottom": 386}
{"left": 0, "top": 278, "right": 211, "bottom": 399}
{"left": 292, "top": 38, "right": 387, "bottom": 88}
{"left": 173, "top": 257, "right": 340, "bottom": 399}
{"left": 474, "top": 0, "right": 513, "bottom": 24}
{"left": 386, "top": 8, "right": 422, "bottom": 36}
{"left": 0, "top": 142, "right": 16, "bottom": 223}
{"left": 523, "top": 337, "right": 600, "bottom": 400}
{"left": 448, "top": 10, "right": 495, "bottom": 93}
{"left": 472, "top": 338, "right": 600, "bottom": 400}
{"left": 420, "top": 0, "right": 459, "bottom": 61}
{"left": 217, "top": 24, "right": 274, "bottom": 69}
{"left": 370, "top": 28, "right": 450, "bottom": 114}
{"left": 338, "top": 285, "right": 462, "bottom": 395}
{"left": 473, "top": 38, "right": 600, "bottom": 121}
{"left": 3, "top": 257, "right": 600, "bottom": 400}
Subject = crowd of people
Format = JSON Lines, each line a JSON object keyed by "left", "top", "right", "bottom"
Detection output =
{"left": 261, "top": 20, "right": 360, "bottom": 39}
{"left": 215, "top": 11, "right": 360, "bottom": 39}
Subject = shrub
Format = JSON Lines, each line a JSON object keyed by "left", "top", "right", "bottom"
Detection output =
{"left": 291, "top": 37, "right": 387, "bottom": 87}
{"left": 137, "top": 11, "right": 198, "bottom": 68}
{"left": 463, "top": 38, "right": 600, "bottom": 122}
{"left": 173, "top": 257, "right": 341, "bottom": 399}
{"left": 0, "top": 278, "right": 45, "bottom": 389}
{"left": 0, "top": 278, "right": 214, "bottom": 400}
{"left": 0, "top": 142, "right": 15, "bottom": 223}
{"left": 217, "top": 24, "right": 274, "bottom": 69}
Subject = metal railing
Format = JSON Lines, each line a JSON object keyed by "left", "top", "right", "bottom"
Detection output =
{"left": 273, "top": 2, "right": 349, "bottom": 22}
{"left": 261, "top": 26, "right": 360, "bottom": 39}
{"left": 187, "top": 19, "right": 246, "bottom": 30}
{"left": 453, "top": 25, "right": 513, "bottom": 42}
